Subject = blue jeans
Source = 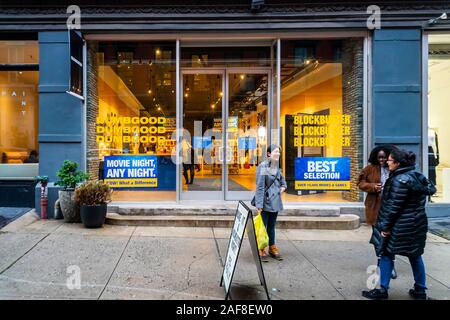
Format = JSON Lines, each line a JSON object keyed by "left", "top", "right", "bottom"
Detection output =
{"left": 379, "top": 254, "right": 426, "bottom": 290}
{"left": 261, "top": 211, "right": 278, "bottom": 247}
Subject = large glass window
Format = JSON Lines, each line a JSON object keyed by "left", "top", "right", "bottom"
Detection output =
{"left": 89, "top": 41, "right": 176, "bottom": 201}
{"left": 428, "top": 35, "right": 450, "bottom": 203}
{"left": 0, "top": 41, "right": 39, "bottom": 179}
{"left": 0, "top": 41, "right": 38, "bottom": 64}
{"left": 279, "top": 39, "right": 364, "bottom": 203}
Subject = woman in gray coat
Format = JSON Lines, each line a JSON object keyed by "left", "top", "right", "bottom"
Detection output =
{"left": 254, "top": 145, "right": 287, "bottom": 261}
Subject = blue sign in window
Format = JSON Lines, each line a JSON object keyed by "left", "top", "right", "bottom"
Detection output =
{"left": 294, "top": 157, "right": 351, "bottom": 191}
{"left": 193, "top": 136, "right": 212, "bottom": 149}
{"left": 238, "top": 137, "right": 257, "bottom": 150}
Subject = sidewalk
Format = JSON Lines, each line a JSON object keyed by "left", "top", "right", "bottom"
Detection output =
{"left": 0, "top": 208, "right": 32, "bottom": 229}
{"left": 429, "top": 217, "right": 450, "bottom": 241}
{"left": 0, "top": 213, "right": 449, "bottom": 300}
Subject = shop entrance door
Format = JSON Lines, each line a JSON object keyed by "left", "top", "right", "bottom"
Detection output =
{"left": 180, "top": 68, "right": 271, "bottom": 201}
{"left": 225, "top": 69, "right": 270, "bottom": 201}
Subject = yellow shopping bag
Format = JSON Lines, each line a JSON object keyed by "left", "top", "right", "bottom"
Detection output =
{"left": 253, "top": 213, "right": 269, "bottom": 250}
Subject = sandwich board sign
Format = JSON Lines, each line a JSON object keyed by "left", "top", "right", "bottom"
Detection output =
{"left": 220, "top": 201, "right": 270, "bottom": 300}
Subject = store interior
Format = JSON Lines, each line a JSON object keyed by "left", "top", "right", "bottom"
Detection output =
{"left": 279, "top": 39, "right": 351, "bottom": 203}
{"left": 95, "top": 42, "right": 177, "bottom": 201}
{"left": 92, "top": 40, "right": 362, "bottom": 203}
{"left": 428, "top": 34, "right": 450, "bottom": 203}
{"left": 181, "top": 72, "right": 268, "bottom": 194}
{"left": 0, "top": 41, "right": 39, "bottom": 179}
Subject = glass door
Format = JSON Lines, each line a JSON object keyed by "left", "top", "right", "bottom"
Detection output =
{"left": 225, "top": 70, "right": 271, "bottom": 200}
{"left": 180, "top": 70, "right": 225, "bottom": 200}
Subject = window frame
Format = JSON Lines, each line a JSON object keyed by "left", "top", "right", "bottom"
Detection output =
{"left": 67, "top": 29, "right": 85, "bottom": 100}
{"left": 423, "top": 31, "right": 450, "bottom": 205}
{"left": 0, "top": 39, "right": 40, "bottom": 179}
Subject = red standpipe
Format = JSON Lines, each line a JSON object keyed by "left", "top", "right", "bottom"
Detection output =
{"left": 40, "top": 181, "right": 48, "bottom": 219}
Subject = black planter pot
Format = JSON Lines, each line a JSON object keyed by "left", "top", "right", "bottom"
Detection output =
{"left": 80, "top": 204, "right": 107, "bottom": 228}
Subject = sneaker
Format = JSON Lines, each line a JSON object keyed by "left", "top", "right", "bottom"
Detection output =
{"left": 391, "top": 266, "right": 398, "bottom": 279}
{"left": 409, "top": 284, "right": 427, "bottom": 300}
{"left": 259, "top": 249, "right": 269, "bottom": 263}
{"left": 269, "top": 245, "right": 283, "bottom": 261}
{"left": 362, "top": 287, "right": 389, "bottom": 300}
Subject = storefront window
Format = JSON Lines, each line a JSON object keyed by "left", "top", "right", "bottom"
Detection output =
{"left": 0, "top": 41, "right": 38, "bottom": 64}
{"left": 428, "top": 35, "right": 450, "bottom": 203}
{"left": 279, "top": 39, "right": 364, "bottom": 203}
{"left": 181, "top": 46, "right": 271, "bottom": 68}
{"left": 89, "top": 41, "right": 176, "bottom": 201}
{"left": 0, "top": 40, "right": 39, "bottom": 179}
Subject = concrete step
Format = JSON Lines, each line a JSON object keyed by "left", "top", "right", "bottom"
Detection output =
{"left": 105, "top": 213, "right": 360, "bottom": 230}
{"left": 108, "top": 203, "right": 353, "bottom": 217}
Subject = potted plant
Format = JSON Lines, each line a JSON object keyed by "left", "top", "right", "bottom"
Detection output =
{"left": 55, "top": 160, "right": 89, "bottom": 222}
{"left": 75, "top": 181, "right": 112, "bottom": 228}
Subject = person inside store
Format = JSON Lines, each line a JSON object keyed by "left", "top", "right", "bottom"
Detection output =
{"left": 253, "top": 144, "right": 287, "bottom": 262}
{"left": 362, "top": 149, "right": 436, "bottom": 300}
{"left": 181, "top": 136, "right": 195, "bottom": 185}
{"left": 98, "top": 160, "right": 104, "bottom": 181}
{"left": 358, "top": 144, "right": 399, "bottom": 279}
{"left": 210, "top": 136, "right": 216, "bottom": 172}
{"left": 1, "top": 152, "right": 7, "bottom": 163}
{"left": 428, "top": 131, "right": 439, "bottom": 201}
{"left": 24, "top": 150, "right": 39, "bottom": 163}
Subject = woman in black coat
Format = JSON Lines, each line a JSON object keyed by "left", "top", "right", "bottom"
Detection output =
{"left": 362, "top": 149, "right": 436, "bottom": 300}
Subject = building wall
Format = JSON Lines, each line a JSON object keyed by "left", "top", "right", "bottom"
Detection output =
{"left": 35, "top": 31, "right": 84, "bottom": 217}
{"left": 24, "top": 28, "right": 450, "bottom": 216}
{"left": 372, "top": 29, "right": 423, "bottom": 166}
{"left": 86, "top": 42, "right": 99, "bottom": 182}
{"left": 342, "top": 38, "right": 364, "bottom": 202}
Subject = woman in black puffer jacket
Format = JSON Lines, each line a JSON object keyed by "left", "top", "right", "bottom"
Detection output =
{"left": 362, "top": 149, "right": 436, "bottom": 300}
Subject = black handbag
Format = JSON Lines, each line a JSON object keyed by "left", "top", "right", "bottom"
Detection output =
{"left": 370, "top": 226, "right": 389, "bottom": 257}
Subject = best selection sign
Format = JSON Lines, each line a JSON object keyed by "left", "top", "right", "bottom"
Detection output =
{"left": 295, "top": 157, "right": 350, "bottom": 190}
{"left": 104, "top": 155, "right": 158, "bottom": 188}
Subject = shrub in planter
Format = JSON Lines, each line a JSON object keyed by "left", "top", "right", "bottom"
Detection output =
{"left": 75, "top": 181, "right": 112, "bottom": 228}
{"left": 55, "top": 160, "right": 89, "bottom": 223}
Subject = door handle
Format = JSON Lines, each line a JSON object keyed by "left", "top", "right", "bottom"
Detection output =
{"left": 218, "top": 146, "right": 224, "bottom": 163}
{"left": 225, "top": 145, "right": 233, "bottom": 163}
{"left": 218, "top": 145, "right": 233, "bottom": 163}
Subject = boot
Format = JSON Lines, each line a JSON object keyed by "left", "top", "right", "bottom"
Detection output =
{"left": 269, "top": 245, "right": 283, "bottom": 261}
{"left": 409, "top": 284, "right": 427, "bottom": 300}
{"left": 259, "top": 249, "right": 269, "bottom": 263}
{"left": 362, "top": 287, "right": 389, "bottom": 300}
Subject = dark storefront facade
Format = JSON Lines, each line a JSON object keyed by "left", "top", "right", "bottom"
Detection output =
{"left": 0, "top": 1, "right": 449, "bottom": 218}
